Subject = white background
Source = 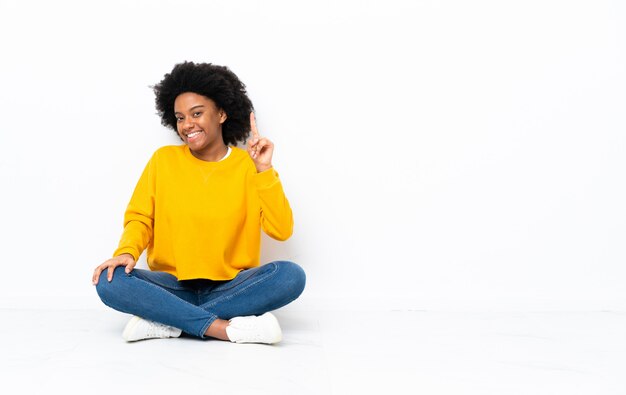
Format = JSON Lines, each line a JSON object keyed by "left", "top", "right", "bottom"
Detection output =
{"left": 0, "top": 0, "right": 624, "bottom": 312}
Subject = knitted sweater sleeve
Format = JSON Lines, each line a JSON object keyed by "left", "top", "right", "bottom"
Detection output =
{"left": 112, "top": 153, "right": 156, "bottom": 260}
{"left": 255, "top": 168, "right": 294, "bottom": 241}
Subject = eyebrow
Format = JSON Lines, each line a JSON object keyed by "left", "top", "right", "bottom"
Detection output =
{"left": 174, "top": 105, "right": 205, "bottom": 115}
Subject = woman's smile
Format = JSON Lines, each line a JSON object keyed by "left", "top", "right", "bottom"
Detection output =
{"left": 186, "top": 130, "right": 203, "bottom": 140}
{"left": 185, "top": 130, "right": 204, "bottom": 144}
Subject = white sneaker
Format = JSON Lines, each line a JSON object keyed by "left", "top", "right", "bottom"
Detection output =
{"left": 225, "top": 312, "right": 282, "bottom": 344}
{"left": 122, "top": 316, "right": 182, "bottom": 342}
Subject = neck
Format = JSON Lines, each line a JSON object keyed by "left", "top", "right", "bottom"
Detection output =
{"left": 190, "top": 143, "right": 228, "bottom": 162}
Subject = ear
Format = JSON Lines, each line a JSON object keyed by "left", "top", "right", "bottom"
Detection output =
{"left": 219, "top": 111, "right": 227, "bottom": 124}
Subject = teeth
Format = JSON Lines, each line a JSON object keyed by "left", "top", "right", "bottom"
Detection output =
{"left": 187, "top": 131, "right": 201, "bottom": 138}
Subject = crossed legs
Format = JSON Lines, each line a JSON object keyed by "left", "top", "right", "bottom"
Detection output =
{"left": 95, "top": 261, "right": 306, "bottom": 340}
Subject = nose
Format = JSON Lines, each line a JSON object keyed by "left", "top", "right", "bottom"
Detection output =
{"left": 182, "top": 116, "right": 195, "bottom": 131}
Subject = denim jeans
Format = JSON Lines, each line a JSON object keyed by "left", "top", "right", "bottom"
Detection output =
{"left": 95, "top": 261, "right": 306, "bottom": 338}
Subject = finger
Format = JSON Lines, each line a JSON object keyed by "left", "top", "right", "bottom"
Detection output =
{"left": 125, "top": 261, "right": 136, "bottom": 274}
{"left": 246, "top": 140, "right": 256, "bottom": 155}
{"left": 250, "top": 112, "right": 260, "bottom": 140}
{"left": 93, "top": 263, "right": 107, "bottom": 285}
{"left": 254, "top": 140, "right": 267, "bottom": 156}
{"left": 256, "top": 137, "right": 272, "bottom": 149}
{"left": 107, "top": 265, "right": 116, "bottom": 282}
{"left": 254, "top": 138, "right": 272, "bottom": 157}
{"left": 248, "top": 138, "right": 262, "bottom": 159}
{"left": 251, "top": 142, "right": 263, "bottom": 159}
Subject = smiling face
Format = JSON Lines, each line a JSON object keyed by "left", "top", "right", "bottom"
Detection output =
{"left": 174, "top": 92, "right": 228, "bottom": 160}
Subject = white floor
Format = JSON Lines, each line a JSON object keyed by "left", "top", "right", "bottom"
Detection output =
{"left": 2, "top": 308, "right": 625, "bottom": 394}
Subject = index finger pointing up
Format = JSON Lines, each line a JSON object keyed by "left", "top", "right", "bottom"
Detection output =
{"left": 250, "top": 112, "right": 260, "bottom": 140}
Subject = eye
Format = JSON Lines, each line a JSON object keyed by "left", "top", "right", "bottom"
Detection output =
{"left": 193, "top": 112, "right": 202, "bottom": 117}
{"left": 175, "top": 116, "right": 183, "bottom": 122}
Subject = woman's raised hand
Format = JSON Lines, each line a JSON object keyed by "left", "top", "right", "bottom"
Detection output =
{"left": 92, "top": 253, "right": 136, "bottom": 285}
{"left": 247, "top": 112, "right": 273, "bottom": 173}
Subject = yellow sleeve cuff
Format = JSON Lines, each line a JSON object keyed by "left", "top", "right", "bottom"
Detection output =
{"left": 113, "top": 247, "right": 139, "bottom": 262}
{"left": 255, "top": 168, "right": 280, "bottom": 190}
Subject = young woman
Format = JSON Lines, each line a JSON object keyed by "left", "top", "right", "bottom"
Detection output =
{"left": 92, "top": 62, "right": 305, "bottom": 344}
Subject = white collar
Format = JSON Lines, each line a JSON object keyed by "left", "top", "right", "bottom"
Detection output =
{"left": 218, "top": 146, "right": 232, "bottom": 162}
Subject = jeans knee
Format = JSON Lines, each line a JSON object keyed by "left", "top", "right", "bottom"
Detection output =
{"left": 95, "top": 266, "right": 128, "bottom": 304}
{"left": 275, "top": 261, "right": 306, "bottom": 300}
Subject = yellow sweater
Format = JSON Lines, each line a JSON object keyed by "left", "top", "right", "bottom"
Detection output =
{"left": 113, "top": 145, "right": 293, "bottom": 280}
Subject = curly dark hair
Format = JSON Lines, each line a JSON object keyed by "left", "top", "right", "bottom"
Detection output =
{"left": 153, "top": 61, "right": 253, "bottom": 146}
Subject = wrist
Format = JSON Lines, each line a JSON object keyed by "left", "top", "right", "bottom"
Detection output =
{"left": 256, "top": 164, "right": 273, "bottom": 173}
{"left": 117, "top": 252, "right": 136, "bottom": 261}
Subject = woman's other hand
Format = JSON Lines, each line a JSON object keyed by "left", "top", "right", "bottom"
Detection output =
{"left": 247, "top": 112, "right": 273, "bottom": 173}
{"left": 92, "top": 253, "right": 136, "bottom": 285}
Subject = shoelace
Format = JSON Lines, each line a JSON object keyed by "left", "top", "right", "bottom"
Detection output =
{"left": 230, "top": 317, "right": 258, "bottom": 330}
{"left": 230, "top": 318, "right": 270, "bottom": 342}
{"left": 146, "top": 321, "right": 176, "bottom": 338}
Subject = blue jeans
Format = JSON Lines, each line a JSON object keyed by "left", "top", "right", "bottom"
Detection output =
{"left": 95, "top": 261, "right": 306, "bottom": 338}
